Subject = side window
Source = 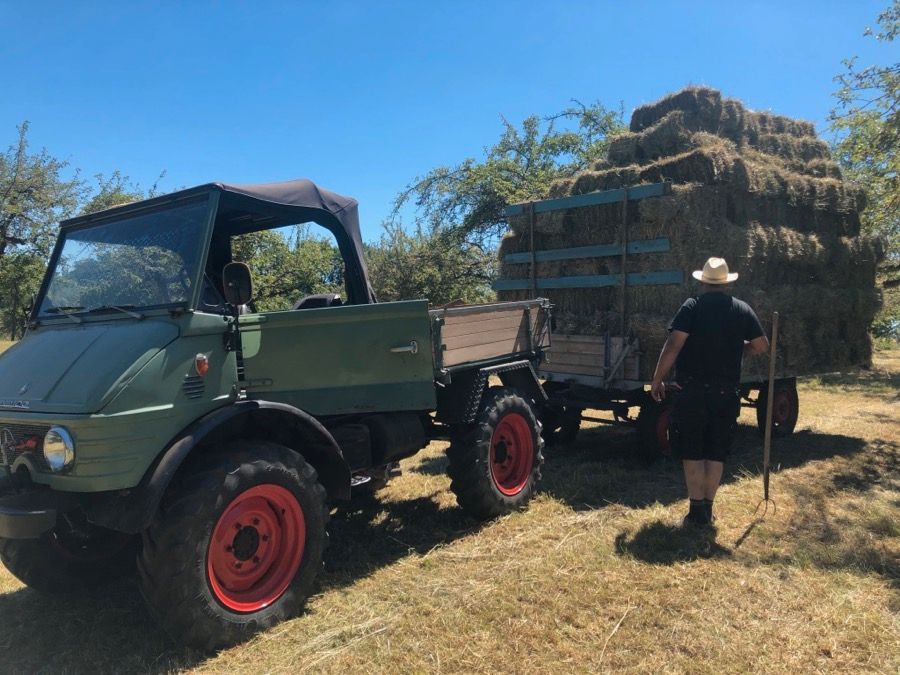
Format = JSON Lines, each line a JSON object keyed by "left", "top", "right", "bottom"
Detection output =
{"left": 230, "top": 224, "right": 345, "bottom": 312}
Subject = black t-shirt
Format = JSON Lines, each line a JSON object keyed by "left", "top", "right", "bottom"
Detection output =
{"left": 668, "top": 291, "right": 764, "bottom": 384}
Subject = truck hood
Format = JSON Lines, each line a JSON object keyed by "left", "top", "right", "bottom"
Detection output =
{"left": 0, "top": 321, "right": 179, "bottom": 414}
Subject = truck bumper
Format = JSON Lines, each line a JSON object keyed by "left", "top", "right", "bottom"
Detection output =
{"left": 0, "top": 477, "right": 70, "bottom": 539}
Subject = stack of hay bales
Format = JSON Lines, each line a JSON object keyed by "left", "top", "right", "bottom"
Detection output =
{"left": 498, "top": 87, "right": 883, "bottom": 380}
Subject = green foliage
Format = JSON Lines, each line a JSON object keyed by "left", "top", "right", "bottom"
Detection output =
{"left": 394, "top": 100, "right": 625, "bottom": 248}
{"left": 375, "top": 101, "right": 625, "bottom": 303}
{"left": 831, "top": 2, "right": 900, "bottom": 339}
{"left": 367, "top": 224, "right": 494, "bottom": 305}
{"left": 0, "top": 123, "right": 85, "bottom": 337}
{"left": 80, "top": 171, "right": 164, "bottom": 215}
{"left": 0, "top": 123, "right": 167, "bottom": 338}
{"left": 232, "top": 226, "right": 344, "bottom": 311}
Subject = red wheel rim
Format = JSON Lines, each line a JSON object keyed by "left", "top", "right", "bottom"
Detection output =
{"left": 656, "top": 406, "right": 673, "bottom": 456}
{"left": 489, "top": 413, "right": 535, "bottom": 496}
{"left": 206, "top": 484, "right": 306, "bottom": 613}
{"left": 772, "top": 390, "right": 794, "bottom": 426}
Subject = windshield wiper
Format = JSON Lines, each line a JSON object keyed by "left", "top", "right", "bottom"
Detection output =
{"left": 44, "top": 305, "right": 84, "bottom": 323}
{"left": 87, "top": 304, "right": 145, "bottom": 320}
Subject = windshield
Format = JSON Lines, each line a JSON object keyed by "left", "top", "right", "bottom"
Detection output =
{"left": 38, "top": 199, "right": 209, "bottom": 317}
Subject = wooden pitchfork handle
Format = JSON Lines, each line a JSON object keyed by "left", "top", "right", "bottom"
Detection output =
{"left": 756, "top": 311, "right": 779, "bottom": 516}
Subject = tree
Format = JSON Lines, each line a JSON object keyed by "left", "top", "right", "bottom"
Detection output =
{"left": 232, "top": 226, "right": 344, "bottom": 311}
{"left": 0, "top": 123, "right": 86, "bottom": 337}
{"left": 394, "top": 101, "right": 625, "bottom": 250}
{"left": 376, "top": 101, "right": 625, "bottom": 303}
{"left": 831, "top": 1, "right": 900, "bottom": 339}
{"left": 80, "top": 170, "right": 164, "bottom": 215}
{"left": 367, "top": 224, "right": 494, "bottom": 305}
{"left": 0, "top": 124, "right": 167, "bottom": 338}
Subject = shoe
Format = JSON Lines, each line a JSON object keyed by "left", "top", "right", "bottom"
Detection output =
{"left": 682, "top": 510, "right": 709, "bottom": 527}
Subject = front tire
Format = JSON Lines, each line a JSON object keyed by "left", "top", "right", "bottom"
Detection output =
{"left": 137, "top": 442, "right": 327, "bottom": 651}
{"left": 0, "top": 511, "right": 135, "bottom": 593}
{"left": 447, "top": 387, "right": 544, "bottom": 520}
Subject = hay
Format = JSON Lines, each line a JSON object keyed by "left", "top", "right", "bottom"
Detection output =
{"left": 629, "top": 87, "right": 816, "bottom": 139}
{"left": 557, "top": 145, "right": 863, "bottom": 237}
{"left": 498, "top": 88, "right": 881, "bottom": 379}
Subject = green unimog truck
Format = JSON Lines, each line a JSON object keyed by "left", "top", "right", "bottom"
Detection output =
{"left": 0, "top": 179, "right": 551, "bottom": 650}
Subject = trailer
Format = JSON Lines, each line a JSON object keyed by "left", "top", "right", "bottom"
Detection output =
{"left": 497, "top": 181, "right": 800, "bottom": 456}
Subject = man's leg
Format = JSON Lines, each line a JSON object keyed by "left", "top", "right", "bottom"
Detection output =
{"left": 682, "top": 460, "right": 709, "bottom": 524}
{"left": 703, "top": 460, "right": 724, "bottom": 500}
{"left": 682, "top": 460, "right": 707, "bottom": 500}
{"left": 702, "top": 459, "right": 725, "bottom": 523}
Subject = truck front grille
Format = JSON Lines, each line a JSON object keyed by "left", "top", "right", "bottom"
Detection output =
{"left": 0, "top": 423, "right": 50, "bottom": 468}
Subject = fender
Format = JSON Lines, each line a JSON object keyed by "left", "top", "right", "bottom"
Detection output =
{"left": 436, "top": 360, "right": 547, "bottom": 425}
{"left": 86, "top": 400, "right": 350, "bottom": 534}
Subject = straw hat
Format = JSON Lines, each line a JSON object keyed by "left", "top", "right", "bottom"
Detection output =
{"left": 692, "top": 257, "right": 738, "bottom": 284}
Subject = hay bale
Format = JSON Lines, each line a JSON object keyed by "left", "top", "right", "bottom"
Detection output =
{"left": 629, "top": 87, "right": 816, "bottom": 140}
{"left": 498, "top": 88, "right": 880, "bottom": 378}
{"left": 557, "top": 145, "right": 862, "bottom": 237}
{"left": 630, "top": 87, "right": 724, "bottom": 133}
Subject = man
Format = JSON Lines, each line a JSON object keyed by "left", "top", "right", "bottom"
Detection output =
{"left": 650, "top": 257, "right": 769, "bottom": 527}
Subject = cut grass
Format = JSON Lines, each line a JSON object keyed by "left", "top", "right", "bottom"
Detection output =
{"left": 0, "top": 349, "right": 898, "bottom": 673}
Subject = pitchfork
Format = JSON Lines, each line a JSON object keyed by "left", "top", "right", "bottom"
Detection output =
{"left": 755, "top": 311, "right": 779, "bottom": 517}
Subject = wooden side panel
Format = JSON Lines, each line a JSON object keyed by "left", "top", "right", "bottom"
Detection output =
{"left": 540, "top": 334, "right": 640, "bottom": 381}
{"left": 439, "top": 304, "right": 549, "bottom": 368}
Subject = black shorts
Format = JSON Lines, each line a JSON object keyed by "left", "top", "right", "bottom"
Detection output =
{"left": 669, "top": 381, "right": 741, "bottom": 462}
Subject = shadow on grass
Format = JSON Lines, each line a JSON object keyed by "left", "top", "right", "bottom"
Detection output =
{"left": 0, "top": 491, "right": 482, "bottom": 673}
{"left": 324, "top": 492, "right": 483, "bottom": 586}
{"left": 412, "top": 454, "right": 449, "bottom": 476}
{"left": 808, "top": 367, "right": 900, "bottom": 399}
{"left": 614, "top": 520, "right": 733, "bottom": 564}
{"left": 539, "top": 422, "right": 870, "bottom": 512}
{"left": 0, "top": 577, "right": 203, "bottom": 673}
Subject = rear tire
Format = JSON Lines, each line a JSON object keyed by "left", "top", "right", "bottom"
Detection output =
{"left": 541, "top": 406, "right": 582, "bottom": 447}
{"left": 137, "top": 442, "right": 327, "bottom": 651}
{"left": 756, "top": 381, "right": 799, "bottom": 436}
{"left": 0, "top": 512, "right": 135, "bottom": 593}
{"left": 447, "top": 387, "right": 544, "bottom": 520}
{"left": 637, "top": 399, "right": 674, "bottom": 459}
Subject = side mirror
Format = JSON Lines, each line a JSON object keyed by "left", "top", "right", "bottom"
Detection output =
{"left": 222, "top": 262, "right": 253, "bottom": 307}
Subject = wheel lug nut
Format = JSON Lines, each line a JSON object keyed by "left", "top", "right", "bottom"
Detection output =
{"left": 252, "top": 518, "right": 260, "bottom": 526}
{"left": 226, "top": 545, "right": 233, "bottom": 552}
{"left": 253, "top": 556, "right": 260, "bottom": 563}
{"left": 234, "top": 523, "right": 242, "bottom": 530}
{"left": 235, "top": 562, "right": 242, "bottom": 569}
{"left": 262, "top": 535, "right": 269, "bottom": 542}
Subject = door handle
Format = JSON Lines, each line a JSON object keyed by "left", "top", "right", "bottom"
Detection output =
{"left": 390, "top": 340, "right": 419, "bottom": 355}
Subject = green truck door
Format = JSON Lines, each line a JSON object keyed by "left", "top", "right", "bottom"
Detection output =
{"left": 238, "top": 300, "right": 436, "bottom": 415}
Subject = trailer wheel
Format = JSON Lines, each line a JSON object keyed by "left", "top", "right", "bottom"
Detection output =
{"left": 0, "top": 513, "right": 135, "bottom": 593}
{"left": 637, "top": 399, "right": 674, "bottom": 458}
{"left": 137, "top": 442, "right": 327, "bottom": 651}
{"left": 756, "top": 381, "right": 799, "bottom": 436}
{"left": 541, "top": 406, "right": 582, "bottom": 447}
{"left": 447, "top": 387, "right": 544, "bottom": 520}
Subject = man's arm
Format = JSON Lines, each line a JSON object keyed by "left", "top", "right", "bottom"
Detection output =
{"left": 744, "top": 335, "right": 769, "bottom": 356}
{"left": 650, "top": 330, "right": 689, "bottom": 402}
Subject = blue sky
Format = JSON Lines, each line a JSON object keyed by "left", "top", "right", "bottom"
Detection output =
{"left": 0, "top": 1, "right": 892, "bottom": 241}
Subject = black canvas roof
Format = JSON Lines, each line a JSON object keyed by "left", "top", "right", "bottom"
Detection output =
{"left": 62, "top": 178, "right": 376, "bottom": 304}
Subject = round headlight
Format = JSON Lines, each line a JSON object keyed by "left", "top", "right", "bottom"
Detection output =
{"left": 43, "top": 426, "right": 75, "bottom": 472}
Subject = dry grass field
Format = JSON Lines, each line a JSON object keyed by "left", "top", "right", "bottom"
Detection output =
{"left": 0, "top": 348, "right": 897, "bottom": 673}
